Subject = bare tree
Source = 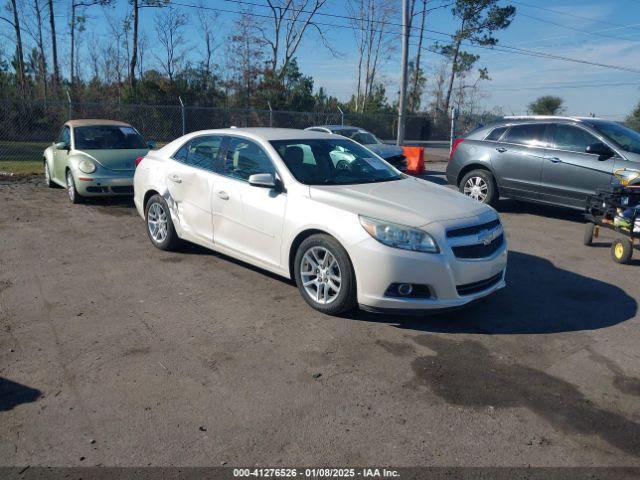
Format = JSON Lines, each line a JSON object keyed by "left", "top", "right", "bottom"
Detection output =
{"left": 226, "top": 12, "right": 265, "bottom": 107}
{"left": 261, "top": 0, "right": 331, "bottom": 80}
{"left": 69, "top": 0, "right": 113, "bottom": 87}
{"left": 408, "top": 0, "right": 427, "bottom": 112}
{"left": 129, "top": 0, "right": 167, "bottom": 90}
{"left": 154, "top": 7, "right": 187, "bottom": 82}
{"left": 136, "top": 30, "right": 147, "bottom": 80}
{"left": 47, "top": 0, "right": 59, "bottom": 87}
{"left": 346, "top": 0, "right": 398, "bottom": 113}
{"left": 24, "top": 0, "right": 48, "bottom": 97}
{"left": 1, "top": 0, "right": 26, "bottom": 93}
{"left": 196, "top": 0, "right": 218, "bottom": 90}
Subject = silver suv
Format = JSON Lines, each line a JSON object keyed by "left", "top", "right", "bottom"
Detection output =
{"left": 446, "top": 116, "right": 640, "bottom": 208}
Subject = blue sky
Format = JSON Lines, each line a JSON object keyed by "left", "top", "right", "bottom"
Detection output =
{"left": 7, "top": 0, "right": 640, "bottom": 118}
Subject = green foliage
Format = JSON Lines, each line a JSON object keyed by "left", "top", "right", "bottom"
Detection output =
{"left": 527, "top": 95, "right": 565, "bottom": 116}
{"left": 625, "top": 103, "right": 640, "bottom": 132}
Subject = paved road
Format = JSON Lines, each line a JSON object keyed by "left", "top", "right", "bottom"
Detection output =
{"left": 1, "top": 168, "right": 639, "bottom": 467}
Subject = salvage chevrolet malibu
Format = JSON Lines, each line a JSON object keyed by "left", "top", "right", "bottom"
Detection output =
{"left": 133, "top": 128, "right": 507, "bottom": 315}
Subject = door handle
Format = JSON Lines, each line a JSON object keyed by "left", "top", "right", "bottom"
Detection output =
{"left": 216, "top": 191, "right": 229, "bottom": 200}
{"left": 168, "top": 173, "right": 182, "bottom": 183}
{"left": 496, "top": 147, "right": 507, "bottom": 153}
{"left": 548, "top": 157, "right": 562, "bottom": 163}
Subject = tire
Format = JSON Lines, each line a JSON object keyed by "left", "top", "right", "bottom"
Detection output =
{"left": 66, "top": 170, "right": 83, "bottom": 204}
{"left": 611, "top": 237, "right": 633, "bottom": 264}
{"left": 459, "top": 169, "right": 498, "bottom": 206}
{"left": 44, "top": 161, "right": 55, "bottom": 188}
{"left": 144, "top": 194, "right": 180, "bottom": 251}
{"left": 294, "top": 234, "right": 357, "bottom": 315}
{"left": 583, "top": 223, "right": 595, "bottom": 246}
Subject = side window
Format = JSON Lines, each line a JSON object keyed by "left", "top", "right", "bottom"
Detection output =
{"left": 171, "top": 135, "right": 223, "bottom": 171}
{"left": 504, "top": 124, "right": 548, "bottom": 147}
{"left": 58, "top": 126, "right": 70, "bottom": 145}
{"left": 224, "top": 137, "right": 275, "bottom": 181}
{"left": 172, "top": 143, "right": 188, "bottom": 162}
{"left": 553, "top": 125, "right": 599, "bottom": 154}
{"left": 186, "top": 135, "right": 223, "bottom": 171}
{"left": 485, "top": 126, "right": 507, "bottom": 142}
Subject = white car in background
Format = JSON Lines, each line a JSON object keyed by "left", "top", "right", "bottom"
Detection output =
{"left": 133, "top": 128, "right": 507, "bottom": 315}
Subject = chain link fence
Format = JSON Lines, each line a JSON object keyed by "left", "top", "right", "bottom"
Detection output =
{"left": 0, "top": 100, "right": 489, "bottom": 163}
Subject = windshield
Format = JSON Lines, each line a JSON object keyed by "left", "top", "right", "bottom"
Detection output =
{"left": 74, "top": 125, "right": 147, "bottom": 150}
{"left": 349, "top": 131, "right": 381, "bottom": 145}
{"left": 270, "top": 138, "right": 402, "bottom": 185}
{"left": 590, "top": 121, "right": 640, "bottom": 155}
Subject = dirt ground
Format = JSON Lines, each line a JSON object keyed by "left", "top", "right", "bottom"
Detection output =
{"left": 0, "top": 165, "right": 639, "bottom": 467}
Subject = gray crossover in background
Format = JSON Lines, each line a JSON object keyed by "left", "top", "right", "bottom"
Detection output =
{"left": 446, "top": 116, "right": 640, "bottom": 209}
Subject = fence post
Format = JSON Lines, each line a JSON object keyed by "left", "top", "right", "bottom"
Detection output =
{"left": 337, "top": 106, "right": 344, "bottom": 125}
{"left": 449, "top": 107, "right": 457, "bottom": 153}
{"left": 178, "top": 96, "right": 186, "bottom": 135}
{"left": 66, "top": 89, "right": 72, "bottom": 120}
{"left": 268, "top": 101, "right": 273, "bottom": 127}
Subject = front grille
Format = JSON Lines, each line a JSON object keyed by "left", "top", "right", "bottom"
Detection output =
{"left": 452, "top": 234, "right": 504, "bottom": 259}
{"left": 111, "top": 186, "right": 134, "bottom": 194}
{"left": 457, "top": 272, "right": 503, "bottom": 296}
{"left": 447, "top": 218, "right": 501, "bottom": 238}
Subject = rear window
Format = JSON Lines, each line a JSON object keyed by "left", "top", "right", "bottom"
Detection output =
{"left": 504, "top": 124, "right": 548, "bottom": 147}
{"left": 485, "top": 127, "right": 507, "bottom": 142}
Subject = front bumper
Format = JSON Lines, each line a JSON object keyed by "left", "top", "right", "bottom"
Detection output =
{"left": 349, "top": 235, "right": 507, "bottom": 313}
{"left": 74, "top": 173, "right": 134, "bottom": 196}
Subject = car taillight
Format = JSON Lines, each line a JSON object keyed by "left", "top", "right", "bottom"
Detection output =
{"left": 450, "top": 139, "right": 464, "bottom": 160}
{"left": 135, "top": 157, "right": 144, "bottom": 167}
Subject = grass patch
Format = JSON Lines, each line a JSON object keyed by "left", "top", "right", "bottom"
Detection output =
{"left": 0, "top": 160, "right": 42, "bottom": 174}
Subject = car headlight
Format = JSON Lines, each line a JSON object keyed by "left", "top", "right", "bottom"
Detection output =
{"left": 359, "top": 215, "right": 439, "bottom": 253}
{"left": 78, "top": 159, "right": 96, "bottom": 174}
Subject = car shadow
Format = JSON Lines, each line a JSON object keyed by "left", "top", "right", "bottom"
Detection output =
{"left": 495, "top": 199, "right": 585, "bottom": 223}
{"left": 0, "top": 377, "right": 41, "bottom": 412}
{"left": 348, "top": 251, "right": 637, "bottom": 334}
{"left": 416, "top": 169, "right": 448, "bottom": 186}
{"left": 83, "top": 196, "right": 137, "bottom": 217}
{"left": 160, "top": 242, "right": 296, "bottom": 285}
{"left": 407, "top": 334, "right": 640, "bottom": 458}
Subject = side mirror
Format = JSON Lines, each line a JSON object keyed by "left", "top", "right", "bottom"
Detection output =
{"left": 147, "top": 140, "right": 157, "bottom": 149}
{"left": 248, "top": 173, "right": 276, "bottom": 189}
{"left": 55, "top": 141, "right": 69, "bottom": 150}
{"left": 586, "top": 142, "right": 613, "bottom": 159}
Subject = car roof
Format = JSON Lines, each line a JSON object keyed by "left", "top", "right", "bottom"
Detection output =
{"left": 156, "top": 128, "right": 340, "bottom": 157}
{"left": 65, "top": 119, "right": 133, "bottom": 128}
{"left": 307, "top": 125, "right": 363, "bottom": 131}
{"left": 499, "top": 116, "right": 613, "bottom": 125}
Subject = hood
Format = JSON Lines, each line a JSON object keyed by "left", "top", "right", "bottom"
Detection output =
{"left": 73, "top": 148, "right": 149, "bottom": 171}
{"left": 365, "top": 143, "right": 404, "bottom": 159}
{"left": 309, "top": 177, "right": 491, "bottom": 227}
{"left": 621, "top": 151, "right": 640, "bottom": 163}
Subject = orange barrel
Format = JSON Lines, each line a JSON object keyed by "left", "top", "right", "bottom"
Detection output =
{"left": 402, "top": 146, "right": 425, "bottom": 175}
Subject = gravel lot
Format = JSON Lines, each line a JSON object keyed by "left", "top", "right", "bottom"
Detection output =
{"left": 1, "top": 164, "right": 639, "bottom": 467}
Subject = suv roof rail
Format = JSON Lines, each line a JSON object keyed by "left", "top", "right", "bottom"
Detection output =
{"left": 502, "top": 115, "right": 609, "bottom": 122}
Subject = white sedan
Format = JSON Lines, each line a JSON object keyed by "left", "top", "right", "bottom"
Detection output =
{"left": 133, "top": 128, "right": 507, "bottom": 315}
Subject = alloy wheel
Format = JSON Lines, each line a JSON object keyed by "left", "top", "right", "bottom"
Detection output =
{"left": 147, "top": 202, "right": 168, "bottom": 244}
{"left": 67, "top": 172, "right": 75, "bottom": 202}
{"left": 463, "top": 176, "right": 489, "bottom": 202}
{"left": 299, "top": 246, "right": 342, "bottom": 305}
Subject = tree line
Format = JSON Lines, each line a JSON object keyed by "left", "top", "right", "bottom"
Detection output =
{"left": 0, "top": 0, "right": 516, "bottom": 119}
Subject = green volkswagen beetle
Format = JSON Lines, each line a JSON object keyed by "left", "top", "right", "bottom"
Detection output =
{"left": 43, "top": 119, "right": 153, "bottom": 203}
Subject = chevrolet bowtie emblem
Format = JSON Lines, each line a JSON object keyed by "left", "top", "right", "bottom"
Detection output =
{"left": 478, "top": 228, "right": 499, "bottom": 246}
